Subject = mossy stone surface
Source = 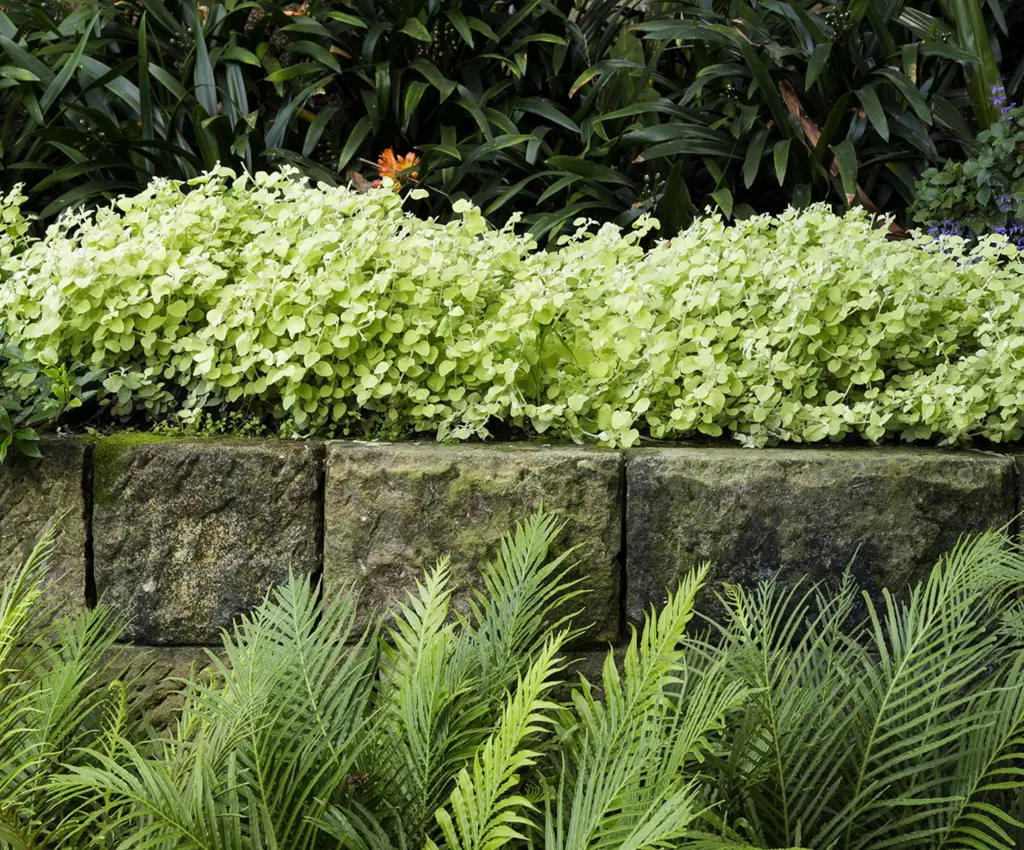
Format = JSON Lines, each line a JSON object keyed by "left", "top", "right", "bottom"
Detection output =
{"left": 626, "top": 448, "right": 1016, "bottom": 625}
{"left": 93, "top": 437, "right": 320, "bottom": 644}
{"left": 323, "top": 442, "right": 623, "bottom": 643}
{"left": 0, "top": 438, "right": 87, "bottom": 614}
{"left": 105, "top": 645, "right": 220, "bottom": 730}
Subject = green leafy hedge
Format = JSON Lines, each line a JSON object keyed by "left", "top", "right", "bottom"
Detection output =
{"left": 3, "top": 167, "right": 1024, "bottom": 448}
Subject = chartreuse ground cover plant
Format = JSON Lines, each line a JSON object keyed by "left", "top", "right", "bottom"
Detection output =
{"left": 6, "top": 510, "right": 1024, "bottom": 848}
{"left": 0, "top": 185, "right": 101, "bottom": 463}
{"left": 5, "top": 167, "right": 1024, "bottom": 449}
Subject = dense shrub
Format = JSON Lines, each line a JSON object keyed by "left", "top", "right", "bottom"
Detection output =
{"left": 0, "top": 0, "right": 1018, "bottom": 234}
{"left": 630, "top": 0, "right": 1013, "bottom": 223}
{"left": 6, "top": 512, "right": 1024, "bottom": 848}
{"left": 913, "top": 95, "right": 1024, "bottom": 246}
{"left": 0, "top": 186, "right": 100, "bottom": 463}
{"left": 4, "top": 167, "right": 1024, "bottom": 448}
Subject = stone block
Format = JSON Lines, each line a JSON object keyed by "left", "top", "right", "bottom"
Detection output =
{"left": 0, "top": 438, "right": 87, "bottom": 614}
{"left": 93, "top": 437, "right": 320, "bottom": 644}
{"left": 626, "top": 448, "right": 1015, "bottom": 625}
{"left": 106, "top": 645, "right": 220, "bottom": 730}
{"left": 324, "top": 443, "right": 622, "bottom": 642}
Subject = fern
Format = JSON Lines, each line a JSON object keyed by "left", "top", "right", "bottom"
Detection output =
{"left": 431, "top": 635, "right": 567, "bottom": 850}
{"left": 338, "top": 510, "right": 583, "bottom": 850}
{"left": 0, "top": 524, "right": 125, "bottom": 850}
{"left": 694, "top": 574, "right": 864, "bottom": 847}
{"left": 56, "top": 573, "right": 379, "bottom": 850}
{"left": 543, "top": 566, "right": 748, "bottom": 850}
{"left": 697, "top": 529, "right": 1024, "bottom": 850}
{"left": 932, "top": 654, "right": 1024, "bottom": 850}
{"left": 8, "top": 512, "right": 1024, "bottom": 850}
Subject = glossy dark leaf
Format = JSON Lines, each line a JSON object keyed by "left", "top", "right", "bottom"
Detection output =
{"left": 744, "top": 127, "right": 769, "bottom": 188}
{"left": 137, "top": 13, "right": 153, "bottom": 152}
{"left": 711, "top": 186, "right": 733, "bottom": 217}
{"left": 193, "top": 6, "right": 218, "bottom": 117}
{"left": 515, "top": 98, "right": 580, "bottom": 134}
{"left": 874, "top": 67, "right": 932, "bottom": 124}
{"left": 399, "top": 18, "right": 432, "bottom": 43}
{"left": 0, "top": 35, "right": 54, "bottom": 84}
{"left": 446, "top": 10, "right": 474, "bottom": 47}
{"left": 805, "top": 42, "right": 831, "bottom": 89}
{"left": 774, "top": 138, "right": 791, "bottom": 185}
{"left": 337, "top": 114, "right": 371, "bottom": 172}
{"left": 38, "top": 179, "right": 137, "bottom": 218}
{"left": 831, "top": 139, "right": 858, "bottom": 199}
{"left": 40, "top": 16, "right": 95, "bottom": 112}
{"left": 546, "top": 155, "right": 633, "bottom": 186}
{"left": 856, "top": 86, "right": 889, "bottom": 141}
{"left": 288, "top": 41, "right": 342, "bottom": 74}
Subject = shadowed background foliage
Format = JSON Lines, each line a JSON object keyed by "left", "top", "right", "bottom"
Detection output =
{"left": 0, "top": 0, "right": 1021, "bottom": 240}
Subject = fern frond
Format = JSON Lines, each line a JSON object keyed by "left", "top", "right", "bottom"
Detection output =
{"left": 51, "top": 741, "right": 251, "bottom": 850}
{"left": 51, "top": 572, "right": 378, "bottom": 850}
{"left": 317, "top": 796, "right": 415, "bottom": 850}
{"left": 469, "top": 510, "right": 585, "bottom": 688}
{"left": 0, "top": 526, "right": 127, "bottom": 850}
{"left": 545, "top": 565, "right": 739, "bottom": 850}
{"left": 732, "top": 529, "right": 1024, "bottom": 850}
{"left": 0, "top": 523, "right": 57, "bottom": 674}
{"left": 205, "top": 573, "right": 376, "bottom": 848}
{"left": 431, "top": 634, "right": 567, "bottom": 850}
{"left": 357, "top": 509, "right": 582, "bottom": 847}
{"left": 694, "top": 572, "right": 864, "bottom": 847}
{"left": 362, "top": 557, "right": 480, "bottom": 842}
{"left": 932, "top": 654, "right": 1024, "bottom": 850}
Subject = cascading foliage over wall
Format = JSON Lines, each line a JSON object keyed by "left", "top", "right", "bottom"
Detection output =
{"left": 3, "top": 167, "right": 1024, "bottom": 448}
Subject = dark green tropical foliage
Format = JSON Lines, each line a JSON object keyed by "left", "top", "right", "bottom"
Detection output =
{"left": 6, "top": 510, "right": 1024, "bottom": 849}
{"left": 630, "top": 0, "right": 1020, "bottom": 225}
{"left": 0, "top": 0, "right": 1017, "bottom": 238}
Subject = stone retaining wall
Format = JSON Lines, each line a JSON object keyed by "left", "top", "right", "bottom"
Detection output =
{"left": 2, "top": 437, "right": 1021, "bottom": 713}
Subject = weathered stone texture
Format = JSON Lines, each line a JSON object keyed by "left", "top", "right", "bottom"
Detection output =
{"left": 626, "top": 448, "right": 1015, "bottom": 625}
{"left": 105, "top": 645, "right": 220, "bottom": 730}
{"left": 1013, "top": 456, "right": 1024, "bottom": 528}
{"left": 0, "top": 438, "right": 87, "bottom": 614}
{"left": 559, "top": 646, "right": 625, "bottom": 700}
{"left": 93, "top": 437, "right": 320, "bottom": 644}
{"left": 324, "top": 443, "right": 623, "bottom": 642}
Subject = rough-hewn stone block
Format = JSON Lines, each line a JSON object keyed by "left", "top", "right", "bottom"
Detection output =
{"left": 93, "top": 437, "right": 320, "bottom": 644}
{"left": 1013, "top": 455, "right": 1024, "bottom": 531}
{"left": 0, "top": 438, "right": 87, "bottom": 614}
{"left": 105, "top": 645, "right": 219, "bottom": 730}
{"left": 324, "top": 443, "right": 622, "bottom": 642}
{"left": 626, "top": 448, "right": 1015, "bottom": 624}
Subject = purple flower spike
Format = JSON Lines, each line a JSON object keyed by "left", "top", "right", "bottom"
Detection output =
{"left": 992, "top": 82, "right": 1010, "bottom": 110}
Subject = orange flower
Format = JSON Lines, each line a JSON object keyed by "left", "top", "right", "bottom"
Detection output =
{"left": 377, "top": 149, "right": 420, "bottom": 187}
